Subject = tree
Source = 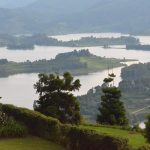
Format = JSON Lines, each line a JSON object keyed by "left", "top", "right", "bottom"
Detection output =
{"left": 34, "top": 72, "right": 81, "bottom": 124}
{"left": 97, "top": 73, "right": 128, "bottom": 125}
{"left": 145, "top": 116, "right": 150, "bottom": 143}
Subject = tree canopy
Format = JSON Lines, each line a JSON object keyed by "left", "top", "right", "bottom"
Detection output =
{"left": 34, "top": 72, "right": 81, "bottom": 124}
{"left": 97, "top": 74, "right": 128, "bottom": 126}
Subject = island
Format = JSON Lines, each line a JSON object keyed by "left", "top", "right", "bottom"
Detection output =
{"left": 0, "top": 34, "right": 139, "bottom": 50}
{"left": 0, "top": 49, "right": 134, "bottom": 77}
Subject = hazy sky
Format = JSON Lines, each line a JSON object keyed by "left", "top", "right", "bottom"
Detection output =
{"left": 0, "top": 0, "right": 36, "bottom": 8}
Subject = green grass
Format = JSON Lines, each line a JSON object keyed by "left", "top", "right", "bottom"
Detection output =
{"left": 80, "top": 56, "right": 124, "bottom": 71}
{"left": 0, "top": 136, "right": 65, "bottom": 150}
{"left": 80, "top": 125, "right": 149, "bottom": 149}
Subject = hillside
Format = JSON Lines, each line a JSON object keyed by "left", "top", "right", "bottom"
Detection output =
{"left": 78, "top": 62, "right": 150, "bottom": 124}
{"left": 0, "top": 0, "right": 150, "bottom": 34}
{"left": 0, "top": 103, "right": 148, "bottom": 150}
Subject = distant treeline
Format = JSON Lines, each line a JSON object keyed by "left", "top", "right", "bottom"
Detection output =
{"left": 126, "top": 44, "right": 150, "bottom": 51}
{"left": 0, "top": 34, "right": 139, "bottom": 50}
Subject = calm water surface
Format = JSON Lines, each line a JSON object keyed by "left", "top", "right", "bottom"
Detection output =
{"left": 0, "top": 33, "right": 149, "bottom": 109}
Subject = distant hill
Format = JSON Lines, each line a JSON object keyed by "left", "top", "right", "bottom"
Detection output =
{"left": 0, "top": 0, "right": 150, "bottom": 34}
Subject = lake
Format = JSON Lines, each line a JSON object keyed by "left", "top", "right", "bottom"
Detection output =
{"left": 0, "top": 33, "right": 150, "bottom": 109}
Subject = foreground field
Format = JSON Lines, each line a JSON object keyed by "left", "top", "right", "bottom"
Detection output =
{"left": 0, "top": 136, "right": 65, "bottom": 150}
{"left": 81, "top": 125, "right": 149, "bottom": 149}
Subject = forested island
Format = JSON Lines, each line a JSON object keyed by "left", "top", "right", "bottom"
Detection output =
{"left": 0, "top": 34, "right": 139, "bottom": 50}
{"left": 0, "top": 49, "right": 131, "bottom": 77}
{"left": 126, "top": 44, "right": 150, "bottom": 51}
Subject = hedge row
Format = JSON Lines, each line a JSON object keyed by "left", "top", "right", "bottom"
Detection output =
{"left": 1, "top": 104, "right": 131, "bottom": 150}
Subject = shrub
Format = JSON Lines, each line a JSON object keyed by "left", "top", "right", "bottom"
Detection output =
{"left": 0, "top": 109, "right": 28, "bottom": 137}
{"left": 66, "top": 126, "right": 130, "bottom": 150}
{"left": 138, "top": 145, "right": 150, "bottom": 150}
{"left": 0, "top": 120, "right": 28, "bottom": 137}
{"left": 1, "top": 104, "right": 61, "bottom": 141}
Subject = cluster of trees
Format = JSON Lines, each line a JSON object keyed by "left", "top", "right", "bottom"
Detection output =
{"left": 34, "top": 71, "right": 128, "bottom": 126}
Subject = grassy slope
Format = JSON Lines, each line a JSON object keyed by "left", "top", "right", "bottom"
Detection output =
{"left": 0, "top": 136, "right": 65, "bottom": 150}
{"left": 80, "top": 125, "right": 149, "bottom": 149}
{"left": 80, "top": 56, "right": 125, "bottom": 71}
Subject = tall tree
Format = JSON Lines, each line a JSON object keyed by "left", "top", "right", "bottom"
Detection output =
{"left": 97, "top": 73, "right": 128, "bottom": 125}
{"left": 34, "top": 72, "right": 81, "bottom": 124}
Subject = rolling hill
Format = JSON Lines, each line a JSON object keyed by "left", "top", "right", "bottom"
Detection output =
{"left": 0, "top": 0, "right": 150, "bottom": 34}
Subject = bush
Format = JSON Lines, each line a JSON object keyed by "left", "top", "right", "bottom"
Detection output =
{"left": 66, "top": 126, "right": 130, "bottom": 150}
{"left": 0, "top": 120, "right": 28, "bottom": 137}
{"left": 1, "top": 104, "right": 130, "bottom": 150}
{"left": 1, "top": 104, "right": 61, "bottom": 141}
{"left": 138, "top": 145, "right": 150, "bottom": 150}
{"left": 0, "top": 110, "right": 28, "bottom": 137}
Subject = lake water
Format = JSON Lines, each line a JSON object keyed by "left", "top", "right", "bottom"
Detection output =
{"left": 0, "top": 33, "right": 150, "bottom": 109}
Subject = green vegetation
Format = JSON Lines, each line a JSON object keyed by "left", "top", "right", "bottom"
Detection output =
{"left": 80, "top": 124, "right": 148, "bottom": 149}
{"left": 0, "top": 111, "right": 27, "bottom": 138}
{"left": 0, "top": 136, "right": 65, "bottom": 150}
{"left": 34, "top": 72, "right": 81, "bottom": 124}
{"left": 0, "top": 50, "right": 130, "bottom": 77}
{"left": 120, "top": 63, "right": 150, "bottom": 124}
{"left": 0, "top": 34, "right": 139, "bottom": 50}
{"left": 97, "top": 74, "right": 128, "bottom": 125}
{"left": 78, "top": 62, "right": 150, "bottom": 125}
{"left": 1, "top": 103, "right": 130, "bottom": 150}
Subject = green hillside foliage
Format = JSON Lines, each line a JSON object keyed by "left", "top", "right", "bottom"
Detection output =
{"left": 1, "top": 103, "right": 131, "bottom": 150}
